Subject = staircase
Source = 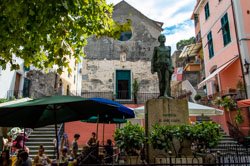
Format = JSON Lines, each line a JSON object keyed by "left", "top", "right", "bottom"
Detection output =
{"left": 25, "top": 125, "right": 57, "bottom": 159}
{"left": 209, "top": 128, "right": 249, "bottom": 155}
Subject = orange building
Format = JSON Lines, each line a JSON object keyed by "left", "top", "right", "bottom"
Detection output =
{"left": 192, "top": 0, "right": 250, "bottom": 135}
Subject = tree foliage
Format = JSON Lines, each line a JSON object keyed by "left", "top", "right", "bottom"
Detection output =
{"left": 0, "top": 0, "right": 130, "bottom": 73}
{"left": 176, "top": 37, "right": 195, "bottom": 51}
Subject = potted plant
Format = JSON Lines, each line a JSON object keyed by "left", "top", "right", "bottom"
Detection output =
{"left": 132, "top": 79, "right": 139, "bottom": 104}
{"left": 149, "top": 124, "right": 194, "bottom": 157}
{"left": 149, "top": 122, "right": 221, "bottom": 157}
{"left": 114, "top": 121, "right": 145, "bottom": 164}
{"left": 194, "top": 94, "right": 201, "bottom": 102}
{"left": 213, "top": 96, "right": 237, "bottom": 111}
{"left": 149, "top": 124, "right": 175, "bottom": 153}
{"left": 191, "top": 122, "right": 221, "bottom": 153}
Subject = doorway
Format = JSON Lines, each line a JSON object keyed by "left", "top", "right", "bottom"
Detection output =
{"left": 116, "top": 70, "right": 131, "bottom": 99}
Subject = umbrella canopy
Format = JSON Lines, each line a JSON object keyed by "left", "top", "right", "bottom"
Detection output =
{"left": 134, "top": 102, "right": 224, "bottom": 118}
{"left": 0, "top": 98, "right": 32, "bottom": 107}
{"left": 81, "top": 116, "right": 127, "bottom": 124}
{"left": 0, "top": 96, "right": 134, "bottom": 159}
{"left": 0, "top": 95, "right": 134, "bottom": 128}
{"left": 188, "top": 102, "right": 224, "bottom": 116}
{"left": 237, "top": 99, "right": 250, "bottom": 108}
{"left": 81, "top": 116, "right": 127, "bottom": 145}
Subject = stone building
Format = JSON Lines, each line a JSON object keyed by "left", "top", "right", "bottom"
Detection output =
{"left": 82, "top": 1, "right": 164, "bottom": 101}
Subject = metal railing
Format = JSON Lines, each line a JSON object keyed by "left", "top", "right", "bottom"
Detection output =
{"left": 200, "top": 89, "right": 247, "bottom": 106}
{"left": 80, "top": 91, "right": 159, "bottom": 104}
{"left": 75, "top": 152, "right": 250, "bottom": 165}
{"left": 6, "top": 90, "right": 30, "bottom": 100}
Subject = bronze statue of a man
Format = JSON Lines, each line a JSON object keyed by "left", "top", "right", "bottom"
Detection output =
{"left": 151, "top": 34, "right": 174, "bottom": 98}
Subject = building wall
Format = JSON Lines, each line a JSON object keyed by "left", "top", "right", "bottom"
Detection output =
{"left": 197, "top": 0, "right": 242, "bottom": 95}
{"left": 233, "top": 0, "right": 250, "bottom": 97}
{"left": 82, "top": 1, "right": 162, "bottom": 94}
{"left": 82, "top": 59, "right": 158, "bottom": 93}
{"left": 60, "top": 56, "right": 82, "bottom": 96}
{"left": 0, "top": 58, "right": 25, "bottom": 99}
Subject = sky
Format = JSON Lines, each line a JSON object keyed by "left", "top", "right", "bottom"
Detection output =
{"left": 106, "top": 0, "right": 196, "bottom": 52}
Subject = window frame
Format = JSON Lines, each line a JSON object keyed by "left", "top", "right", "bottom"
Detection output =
{"left": 221, "top": 13, "right": 231, "bottom": 46}
{"left": 207, "top": 31, "right": 214, "bottom": 59}
{"left": 204, "top": 2, "right": 210, "bottom": 20}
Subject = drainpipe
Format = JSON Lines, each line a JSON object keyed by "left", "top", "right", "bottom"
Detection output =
{"left": 230, "top": 0, "right": 248, "bottom": 98}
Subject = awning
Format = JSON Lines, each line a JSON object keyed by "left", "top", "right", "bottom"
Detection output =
{"left": 198, "top": 56, "right": 239, "bottom": 89}
{"left": 179, "top": 43, "right": 202, "bottom": 58}
{"left": 133, "top": 102, "right": 223, "bottom": 118}
{"left": 237, "top": 99, "right": 250, "bottom": 108}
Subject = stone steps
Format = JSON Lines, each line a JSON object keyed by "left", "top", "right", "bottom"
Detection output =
{"left": 26, "top": 125, "right": 57, "bottom": 159}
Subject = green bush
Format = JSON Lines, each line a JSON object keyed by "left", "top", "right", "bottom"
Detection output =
{"left": 149, "top": 122, "right": 222, "bottom": 153}
{"left": 114, "top": 121, "right": 145, "bottom": 156}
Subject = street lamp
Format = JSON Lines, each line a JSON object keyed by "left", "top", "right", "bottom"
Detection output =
{"left": 244, "top": 59, "right": 250, "bottom": 75}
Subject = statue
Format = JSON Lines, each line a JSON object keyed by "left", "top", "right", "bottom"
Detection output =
{"left": 151, "top": 34, "right": 174, "bottom": 98}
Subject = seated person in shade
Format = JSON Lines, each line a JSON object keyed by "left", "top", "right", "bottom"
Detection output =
{"left": 59, "top": 147, "right": 70, "bottom": 166}
{"left": 19, "top": 151, "right": 32, "bottom": 166}
{"left": 104, "top": 139, "right": 113, "bottom": 164}
{"left": 87, "top": 132, "right": 97, "bottom": 147}
{"left": 0, "top": 150, "right": 12, "bottom": 166}
{"left": 33, "top": 145, "right": 51, "bottom": 166}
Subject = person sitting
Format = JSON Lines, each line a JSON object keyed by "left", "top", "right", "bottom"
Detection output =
{"left": 0, "top": 150, "right": 12, "bottom": 166}
{"left": 87, "top": 132, "right": 97, "bottom": 147}
{"left": 104, "top": 139, "right": 113, "bottom": 164}
{"left": 33, "top": 145, "right": 51, "bottom": 166}
{"left": 19, "top": 151, "right": 32, "bottom": 166}
{"left": 59, "top": 147, "right": 70, "bottom": 166}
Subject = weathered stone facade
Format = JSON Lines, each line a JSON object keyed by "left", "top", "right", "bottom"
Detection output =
{"left": 82, "top": 1, "right": 163, "bottom": 96}
{"left": 26, "top": 70, "right": 58, "bottom": 99}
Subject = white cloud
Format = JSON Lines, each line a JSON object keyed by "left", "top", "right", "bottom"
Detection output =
{"left": 106, "top": 0, "right": 196, "bottom": 51}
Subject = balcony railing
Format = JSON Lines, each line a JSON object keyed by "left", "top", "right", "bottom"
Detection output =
{"left": 81, "top": 91, "right": 159, "bottom": 104}
{"left": 200, "top": 89, "right": 246, "bottom": 106}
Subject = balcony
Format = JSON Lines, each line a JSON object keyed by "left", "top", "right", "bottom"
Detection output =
{"left": 200, "top": 89, "right": 247, "bottom": 106}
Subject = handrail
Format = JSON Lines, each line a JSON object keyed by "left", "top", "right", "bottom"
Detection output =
{"left": 57, "top": 123, "right": 64, "bottom": 146}
{"left": 182, "top": 80, "right": 197, "bottom": 102}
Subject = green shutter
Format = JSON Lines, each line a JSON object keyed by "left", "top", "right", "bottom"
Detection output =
{"left": 207, "top": 32, "right": 214, "bottom": 58}
{"left": 221, "top": 13, "right": 231, "bottom": 46}
{"left": 205, "top": 3, "right": 210, "bottom": 20}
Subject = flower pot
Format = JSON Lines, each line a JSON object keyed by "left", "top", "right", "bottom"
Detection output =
{"left": 179, "top": 139, "right": 192, "bottom": 156}
{"left": 126, "top": 156, "right": 139, "bottom": 164}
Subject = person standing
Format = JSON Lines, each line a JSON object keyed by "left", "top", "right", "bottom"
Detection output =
{"left": 151, "top": 34, "right": 174, "bottom": 98}
{"left": 71, "top": 134, "right": 80, "bottom": 159}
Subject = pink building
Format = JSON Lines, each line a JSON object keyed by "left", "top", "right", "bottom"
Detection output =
{"left": 192, "top": 0, "right": 250, "bottom": 135}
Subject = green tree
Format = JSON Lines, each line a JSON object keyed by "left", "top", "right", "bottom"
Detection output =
{"left": 176, "top": 37, "right": 195, "bottom": 51}
{"left": 0, "top": 0, "right": 130, "bottom": 73}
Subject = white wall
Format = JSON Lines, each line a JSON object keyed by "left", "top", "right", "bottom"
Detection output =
{"left": 0, "top": 58, "right": 25, "bottom": 99}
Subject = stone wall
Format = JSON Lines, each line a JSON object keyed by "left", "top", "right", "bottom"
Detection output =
{"left": 82, "top": 1, "right": 163, "bottom": 94}
{"left": 82, "top": 59, "right": 159, "bottom": 93}
{"left": 26, "top": 70, "right": 58, "bottom": 98}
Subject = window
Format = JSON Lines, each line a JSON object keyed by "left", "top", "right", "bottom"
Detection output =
{"left": 204, "top": 2, "right": 210, "bottom": 20}
{"left": 207, "top": 31, "right": 214, "bottom": 58}
{"left": 119, "top": 31, "right": 132, "bottom": 41}
{"left": 194, "top": 14, "right": 199, "bottom": 27}
{"left": 221, "top": 13, "right": 231, "bottom": 46}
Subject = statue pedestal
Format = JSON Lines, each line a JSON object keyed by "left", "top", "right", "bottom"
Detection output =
{"left": 145, "top": 98, "right": 189, "bottom": 163}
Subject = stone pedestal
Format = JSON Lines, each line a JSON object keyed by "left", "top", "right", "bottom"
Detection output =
{"left": 145, "top": 98, "right": 189, "bottom": 163}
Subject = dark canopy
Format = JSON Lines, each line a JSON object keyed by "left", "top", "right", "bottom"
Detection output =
{"left": 0, "top": 96, "right": 134, "bottom": 128}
